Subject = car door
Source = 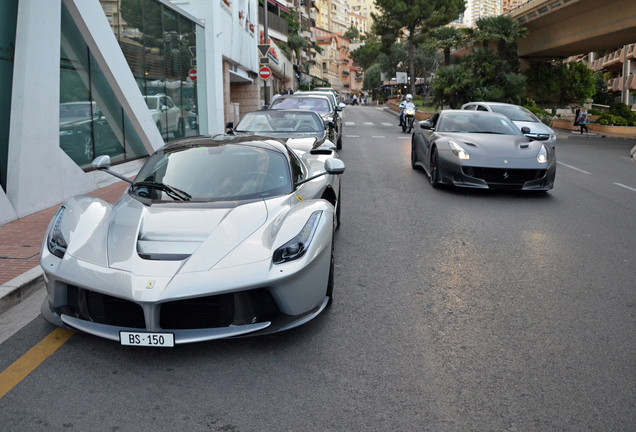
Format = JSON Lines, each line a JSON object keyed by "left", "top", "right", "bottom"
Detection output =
{"left": 417, "top": 112, "right": 439, "bottom": 167}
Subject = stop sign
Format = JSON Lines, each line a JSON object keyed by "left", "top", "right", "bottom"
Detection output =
{"left": 258, "top": 66, "right": 272, "bottom": 80}
{"left": 189, "top": 69, "right": 197, "bottom": 81}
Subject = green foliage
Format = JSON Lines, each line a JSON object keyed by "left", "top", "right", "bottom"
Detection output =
{"left": 524, "top": 105, "right": 550, "bottom": 116}
{"left": 609, "top": 103, "right": 636, "bottom": 122}
{"left": 597, "top": 118, "right": 609, "bottom": 125}
{"left": 474, "top": 15, "right": 528, "bottom": 78}
{"left": 588, "top": 108, "right": 602, "bottom": 115}
{"left": 275, "top": 41, "right": 292, "bottom": 62}
{"left": 363, "top": 63, "right": 383, "bottom": 91}
{"left": 344, "top": 25, "right": 360, "bottom": 41}
{"left": 593, "top": 72, "right": 614, "bottom": 105}
{"left": 430, "top": 26, "right": 464, "bottom": 66}
{"left": 350, "top": 40, "right": 382, "bottom": 70}
{"left": 431, "top": 64, "right": 472, "bottom": 108}
{"left": 372, "top": 0, "right": 465, "bottom": 95}
{"left": 525, "top": 61, "right": 596, "bottom": 105}
{"left": 597, "top": 114, "right": 630, "bottom": 126}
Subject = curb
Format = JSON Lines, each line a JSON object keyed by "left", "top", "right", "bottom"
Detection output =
{"left": 0, "top": 266, "right": 45, "bottom": 314}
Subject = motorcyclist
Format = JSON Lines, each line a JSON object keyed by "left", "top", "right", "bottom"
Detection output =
{"left": 399, "top": 94, "right": 415, "bottom": 127}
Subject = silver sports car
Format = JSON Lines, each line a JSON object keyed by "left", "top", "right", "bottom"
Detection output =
{"left": 412, "top": 110, "right": 556, "bottom": 191}
{"left": 40, "top": 134, "right": 345, "bottom": 346}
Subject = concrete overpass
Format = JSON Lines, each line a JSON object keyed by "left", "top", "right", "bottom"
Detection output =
{"left": 508, "top": 0, "right": 636, "bottom": 59}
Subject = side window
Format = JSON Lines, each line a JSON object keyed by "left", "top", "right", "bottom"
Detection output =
{"left": 167, "top": 98, "right": 175, "bottom": 108}
{"left": 429, "top": 113, "right": 440, "bottom": 128}
{"left": 287, "top": 150, "right": 304, "bottom": 184}
{"left": 464, "top": 104, "right": 476, "bottom": 110}
{"left": 477, "top": 105, "right": 489, "bottom": 112}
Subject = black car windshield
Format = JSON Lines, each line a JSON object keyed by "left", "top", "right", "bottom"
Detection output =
{"left": 437, "top": 112, "right": 522, "bottom": 135}
{"left": 236, "top": 111, "right": 324, "bottom": 134}
{"left": 489, "top": 105, "right": 540, "bottom": 122}
{"left": 270, "top": 97, "right": 332, "bottom": 113}
{"left": 133, "top": 144, "right": 292, "bottom": 202}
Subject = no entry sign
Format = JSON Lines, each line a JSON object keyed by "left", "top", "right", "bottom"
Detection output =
{"left": 189, "top": 69, "right": 197, "bottom": 81}
{"left": 258, "top": 66, "right": 272, "bottom": 80}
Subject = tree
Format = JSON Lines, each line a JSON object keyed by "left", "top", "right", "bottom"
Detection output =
{"left": 431, "top": 26, "right": 464, "bottom": 66}
{"left": 350, "top": 40, "right": 382, "bottom": 70}
{"left": 344, "top": 25, "right": 360, "bottom": 41}
{"left": 474, "top": 15, "right": 528, "bottom": 83}
{"left": 363, "top": 63, "right": 383, "bottom": 91}
{"left": 372, "top": 0, "right": 465, "bottom": 96}
{"left": 525, "top": 61, "right": 596, "bottom": 105}
{"left": 431, "top": 64, "right": 472, "bottom": 108}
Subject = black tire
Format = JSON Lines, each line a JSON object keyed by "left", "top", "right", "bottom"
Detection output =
{"left": 408, "top": 119, "right": 413, "bottom": 133}
{"left": 411, "top": 139, "right": 418, "bottom": 169}
{"left": 430, "top": 147, "right": 440, "bottom": 188}
{"left": 402, "top": 123, "right": 407, "bottom": 133}
{"left": 326, "top": 232, "right": 334, "bottom": 306}
{"left": 336, "top": 133, "right": 342, "bottom": 150}
{"left": 335, "top": 185, "right": 341, "bottom": 229}
{"left": 174, "top": 118, "right": 184, "bottom": 138}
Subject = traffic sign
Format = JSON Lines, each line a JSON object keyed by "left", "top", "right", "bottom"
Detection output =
{"left": 258, "top": 66, "right": 272, "bottom": 80}
{"left": 189, "top": 68, "right": 197, "bottom": 81}
{"left": 260, "top": 57, "right": 269, "bottom": 64}
{"left": 258, "top": 44, "right": 270, "bottom": 57}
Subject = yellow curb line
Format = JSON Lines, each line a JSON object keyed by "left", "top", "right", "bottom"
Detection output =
{"left": 0, "top": 328, "right": 75, "bottom": 399}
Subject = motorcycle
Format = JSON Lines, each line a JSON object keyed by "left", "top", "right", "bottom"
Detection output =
{"left": 188, "top": 107, "right": 197, "bottom": 130}
{"left": 402, "top": 106, "right": 415, "bottom": 133}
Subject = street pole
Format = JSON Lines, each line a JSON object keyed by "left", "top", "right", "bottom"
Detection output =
{"left": 263, "top": 1, "right": 270, "bottom": 106}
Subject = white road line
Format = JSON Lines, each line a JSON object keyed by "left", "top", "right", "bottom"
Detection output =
{"left": 345, "top": 122, "right": 355, "bottom": 126}
{"left": 375, "top": 107, "right": 385, "bottom": 111}
{"left": 363, "top": 122, "right": 374, "bottom": 125}
{"left": 557, "top": 161, "right": 592, "bottom": 175}
{"left": 346, "top": 135, "right": 359, "bottom": 138}
{"left": 382, "top": 122, "right": 394, "bottom": 126}
{"left": 614, "top": 183, "right": 636, "bottom": 192}
{"left": 397, "top": 136, "right": 410, "bottom": 139}
{"left": 372, "top": 136, "right": 385, "bottom": 138}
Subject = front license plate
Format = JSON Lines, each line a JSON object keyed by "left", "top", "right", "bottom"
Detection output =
{"left": 120, "top": 331, "right": 174, "bottom": 347}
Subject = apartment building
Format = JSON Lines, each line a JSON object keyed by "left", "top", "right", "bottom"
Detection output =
{"left": 456, "top": 0, "right": 503, "bottom": 28}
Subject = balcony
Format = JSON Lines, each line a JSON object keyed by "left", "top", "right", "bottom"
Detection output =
{"left": 259, "top": 7, "right": 288, "bottom": 36}
{"left": 342, "top": 58, "right": 349, "bottom": 64}
{"left": 342, "top": 70, "right": 349, "bottom": 76}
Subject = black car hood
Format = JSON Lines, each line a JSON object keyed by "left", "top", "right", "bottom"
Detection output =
{"left": 439, "top": 133, "right": 544, "bottom": 158}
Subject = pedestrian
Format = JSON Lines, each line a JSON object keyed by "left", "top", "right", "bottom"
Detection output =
{"left": 573, "top": 106, "right": 580, "bottom": 128}
{"left": 352, "top": 94, "right": 358, "bottom": 106}
{"left": 578, "top": 108, "right": 589, "bottom": 134}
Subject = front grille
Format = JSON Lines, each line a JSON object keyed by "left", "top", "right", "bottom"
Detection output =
{"left": 160, "top": 294, "right": 235, "bottom": 330}
{"left": 463, "top": 167, "right": 546, "bottom": 187}
{"left": 66, "top": 286, "right": 146, "bottom": 329}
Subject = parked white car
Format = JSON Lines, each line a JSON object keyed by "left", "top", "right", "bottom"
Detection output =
{"left": 144, "top": 94, "right": 184, "bottom": 139}
{"left": 461, "top": 102, "right": 556, "bottom": 147}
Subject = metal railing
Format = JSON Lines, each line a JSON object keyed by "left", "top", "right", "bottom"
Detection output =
{"left": 259, "top": 7, "right": 288, "bottom": 36}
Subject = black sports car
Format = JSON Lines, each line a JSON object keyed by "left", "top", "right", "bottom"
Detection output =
{"left": 411, "top": 110, "right": 556, "bottom": 191}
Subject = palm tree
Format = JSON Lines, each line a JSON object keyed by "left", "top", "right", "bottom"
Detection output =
{"left": 431, "top": 64, "right": 472, "bottom": 109}
{"left": 475, "top": 16, "right": 529, "bottom": 82}
{"left": 431, "top": 26, "right": 464, "bottom": 66}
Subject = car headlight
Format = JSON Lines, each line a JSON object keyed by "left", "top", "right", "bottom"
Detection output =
{"left": 47, "top": 207, "right": 68, "bottom": 259}
{"left": 273, "top": 211, "right": 322, "bottom": 264}
{"left": 547, "top": 133, "right": 556, "bottom": 142}
{"left": 449, "top": 139, "right": 470, "bottom": 160}
{"left": 537, "top": 144, "right": 548, "bottom": 163}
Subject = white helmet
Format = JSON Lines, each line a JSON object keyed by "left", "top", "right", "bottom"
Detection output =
{"left": 406, "top": 94, "right": 413, "bottom": 102}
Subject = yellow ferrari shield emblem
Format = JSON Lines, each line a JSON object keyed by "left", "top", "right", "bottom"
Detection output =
{"left": 146, "top": 281, "right": 155, "bottom": 289}
{"left": 296, "top": 194, "right": 302, "bottom": 202}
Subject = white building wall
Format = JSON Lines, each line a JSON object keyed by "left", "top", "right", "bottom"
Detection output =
{"left": 170, "top": 0, "right": 259, "bottom": 134}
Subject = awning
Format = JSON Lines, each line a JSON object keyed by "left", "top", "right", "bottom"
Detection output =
{"left": 268, "top": 0, "right": 290, "bottom": 14}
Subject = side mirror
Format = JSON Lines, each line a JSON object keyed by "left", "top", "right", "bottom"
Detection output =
{"left": 521, "top": 126, "right": 531, "bottom": 134}
{"left": 92, "top": 155, "right": 111, "bottom": 170}
{"left": 325, "top": 158, "right": 345, "bottom": 175}
{"left": 327, "top": 120, "right": 335, "bottom": 129}
{"left": 161, "top": 105, "right": 169, "bottom": 111}
{"left": 226, "top": 121, "right": 234, "bottom": 130}
{"left": 420, "top": 121, "right": 432, "bottom": 130}
{"left": 261, "top": 105, "right": 269, "bottom": 110}
{"left": 339, "top": 103, "right": 346, "bottom": 109}
{"left": 335, "top": 106, "right": 343, "bottom": 112}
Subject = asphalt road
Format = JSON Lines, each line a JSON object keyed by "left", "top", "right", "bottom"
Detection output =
{"left": 1, "top": 106, "right": 635, "bottom": 431}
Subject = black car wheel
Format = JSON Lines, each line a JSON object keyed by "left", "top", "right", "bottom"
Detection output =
{"left": 326, "top": 231, "right": 334, "bottom": 306}
{"left": 173, "top": 118, "right": 184, "bottom": 138}
{"left": 335, "top": 185, "right": 341, "bottom": 229}
{"left": 411, "top": 139, "right": 418, "bottom": 169}
{"left": 336, "top": 133, "right": 342, "bottom": 150}
{"left": 430, "top": 147, "right": 440, "bottom": 188}
{"left": 407, "top": 119, "right": 413, "bottom": 133}
{"left": 402, "top": 123, "right": 407, "bottom": 133}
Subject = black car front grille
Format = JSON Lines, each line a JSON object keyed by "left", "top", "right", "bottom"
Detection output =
{"left": 463, "top": 167, "right": 546, "bottom": 187}
{"left": 160, "top": 294, "right": 235, "bottom": 330}
{"left": 66, "top": 285, "right": 146, "bottom": 329}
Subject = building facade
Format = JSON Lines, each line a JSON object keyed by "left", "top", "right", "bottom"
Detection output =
{"left": 456, "top": 0, "right": 503, "bottom": 28}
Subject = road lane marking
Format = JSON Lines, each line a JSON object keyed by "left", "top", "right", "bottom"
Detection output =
{"left": 397, "top": 136, "right": 410, "bottom": 139}
{"left": 363, "top": 122, "right": 374, "bottom": 125}
{"left": 345, "top": 122, "right": 355, "bottom": 126}
{"left": 557, "top": 162, "right": 591, "bottom": 175}
{"left": 372, "top": 136, "right": 385, "bottom": 138}
{"left": 375, "top": 107, "right": 385, "bottom": 111}
{"left": 346, "top": 135, "right": 359, "bottom": 138}
{"left": 382, "top": 122, "right": 394, "bottom": 126}
{"left": 614, "top": 183, "right": 636, "bottom": 192}
{"left": 0, "top": 328, "right": 75, "bottom": 399}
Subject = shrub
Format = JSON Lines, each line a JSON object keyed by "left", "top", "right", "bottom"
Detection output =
{"left": 609, "top": 102, "right": 636, "bottom": 124}
{"left": 597, "top": 113, "right": 630, "bottom": 126}
{"left": 588, "top": 108, "right": 602, "bottom": 116}
{"left": 597, "top": 118, "right": 609, "bottom": 125}
{"left": 524, "top": 105, "right": 550, "bottom": 116}
{"left": 614, "top": 116, "right": 629, "bottom": 126}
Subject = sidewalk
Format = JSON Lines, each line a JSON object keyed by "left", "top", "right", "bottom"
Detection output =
{"left": 0, "top": 180, "right": 130, "bottom": 312}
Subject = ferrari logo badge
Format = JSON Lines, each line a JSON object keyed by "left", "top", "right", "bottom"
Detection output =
{"left": 296, "top": 194, "right": 302, "bottom": 202}
{"left": 146, "top": 281, "right": 155, "bottom": 289}
{"left": 504, "top": 160, "right": 508, "bottom": 164}
{"left": 503, "top": 171, "right": 509, "bottom": 180}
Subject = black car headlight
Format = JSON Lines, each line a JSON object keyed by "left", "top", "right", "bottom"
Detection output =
{"left": 273, "top": 211, "right": 322, "bottom": 264}
{"left": 47, "top": 207, "right": 68, "bottom": 259}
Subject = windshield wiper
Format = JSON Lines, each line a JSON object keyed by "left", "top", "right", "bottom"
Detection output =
{"left": 134, "top": 181, "right": 191, "bottom": 201}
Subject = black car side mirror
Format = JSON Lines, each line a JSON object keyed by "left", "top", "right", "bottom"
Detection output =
{"left": 420, "top": 121, "right": 432, "bottom": 130}
{"left": 521, "top": 126, "right": 531, "bottom": 134}
{"left": 226, "top": 122, "right": 234, "bottom": 134}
